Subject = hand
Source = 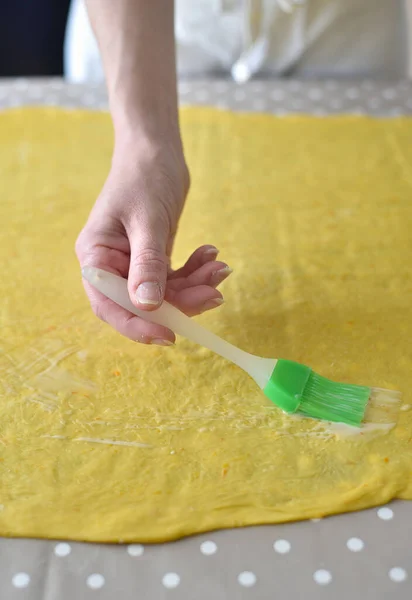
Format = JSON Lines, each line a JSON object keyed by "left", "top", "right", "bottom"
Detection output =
{"left": 75, "top": 140, "right": 232, "bottom": 345}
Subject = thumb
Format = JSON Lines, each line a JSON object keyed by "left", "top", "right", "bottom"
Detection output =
{"left": 127, "top": 218, "right": 169, "bottom": 310}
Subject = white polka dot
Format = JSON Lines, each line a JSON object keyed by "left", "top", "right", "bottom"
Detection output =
{"left": 12, "top": 573, "right": 30, "bottom": 589}
{"left": 238, "top": 571, "right": 257, "bottom": 587}
{"left": 200, "top": 541, "right": 218, "bottom": 556}
{"left": 54, "top": 543, "right": 72, "bottom": 557}
{"left": 127, "top": 544, "right": 144, "bottom": 557}
{"left": 162, "top": 573, "right": 180, "bottom": 589}
{"left": 389, "top": 567, "right": 407, "bottom": 582}
{"left": 377, "top": 506, "right": 394, "bottom": 520}
{"left": 86, "top": 574, "right": 105, "bottom": 590}
{"left": 346, "top": 537, "right": 364, "bottom": 552}
{"left": 313, "top": 569, "right": 332, "bottom": 585}
{"left": 273, "top": 539, "right": 291, "bottom": 554}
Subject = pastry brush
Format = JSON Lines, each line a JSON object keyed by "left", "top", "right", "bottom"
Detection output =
{"left": 82, "top": 267, "right": 401, "bottom": 427}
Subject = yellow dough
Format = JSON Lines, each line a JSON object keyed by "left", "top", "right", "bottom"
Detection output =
{"left": 0, "top": 107, "right": 412, "bottom": 543}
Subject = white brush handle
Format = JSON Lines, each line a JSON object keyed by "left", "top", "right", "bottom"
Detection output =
{"left": 82, "top": 267, "right": 275, "bottom": 388}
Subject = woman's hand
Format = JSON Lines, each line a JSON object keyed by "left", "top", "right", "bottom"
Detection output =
{"left": 76, "top": 140, "right": 231, "bottom": 345}
{"left": 77, "top": 0, "right": 231, "bottom": 344}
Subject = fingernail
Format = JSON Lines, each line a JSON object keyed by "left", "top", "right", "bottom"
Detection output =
{"left": 136, "top": 282, "right": 162, "bottom": 305}
{"left": 203, "top": 246, "right": 219, "bottom": 259}
{"left": 211, "top": 266, "right": 233, "bottom": 285}
{"left": 202, "top": 298, "right": 224, "bottom": 311}
{"left": 151, "top": 339, "right": 175, "bottom": 347}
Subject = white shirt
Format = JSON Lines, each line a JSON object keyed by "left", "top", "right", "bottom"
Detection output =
{"left": 64, "top": 0, "right": 411, "bottom": 83}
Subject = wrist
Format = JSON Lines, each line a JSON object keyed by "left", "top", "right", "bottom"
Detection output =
{"left": 111, "top": 132, "right": 189, "bottom": 198}
{"left": 110, "top": 82, "right": 181, "bottom": 144}
{"left": 113, "top": 129, "right": 185, "bottom": 168}
{"left": 112, "top": 109, "right": 183, "bottom": 168}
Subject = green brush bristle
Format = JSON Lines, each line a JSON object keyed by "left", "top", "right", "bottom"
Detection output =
{"left": 263, "top": 359, "right": 370, "bottom": 427}
{"left": 297, "top": 372, "right": 370, "bottom": 427}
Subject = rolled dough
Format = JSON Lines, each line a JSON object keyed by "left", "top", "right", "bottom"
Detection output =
{"left": 0, "top": 108, "right": 411, "bottom": 542}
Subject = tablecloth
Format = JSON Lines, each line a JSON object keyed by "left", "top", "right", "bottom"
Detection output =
{"left": 0, "top": 77, "right": 411, "bottom": 600}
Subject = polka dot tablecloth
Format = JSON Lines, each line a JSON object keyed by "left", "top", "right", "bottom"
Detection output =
{"left": 0, "top": 77, "right": 411, "bottom": 115}
{"left": 1, "top": 77, "right": 412, "bottom": 600}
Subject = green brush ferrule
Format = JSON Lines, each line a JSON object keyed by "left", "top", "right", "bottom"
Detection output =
{"left": 263, "top": 359, "right": 312, "bottom": 413}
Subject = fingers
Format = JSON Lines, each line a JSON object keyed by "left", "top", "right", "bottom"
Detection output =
{"left": 166, "top": 285, "right": 224, "bottom": 317}
{"left": 77, "top": 219, "right": 228, "bottom": 343}
{"left": 166, "top": 248, "right": 232, "bottom": 316}
{"left": 76, "top": 229, "right": 175, "bottom": 346}
{"left": 75, "top": 228, "right": 130, "bottom": 279}
{"left": 126, "top": 218, "right": 169, "bottom": 311}
{"left": 83, "top": 280, "right": 175, "bottom": 345}
{"left": 168, "top": 245, "right": 219, "bottom": 279}
{"left": 168, "top": 260, "right": 232, "bottom": 292}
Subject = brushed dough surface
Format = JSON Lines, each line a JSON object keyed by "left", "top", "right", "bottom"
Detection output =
{"left": 0, "top": 108, "right": 411, "bottom": 542}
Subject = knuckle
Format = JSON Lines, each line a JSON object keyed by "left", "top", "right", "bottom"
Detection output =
{"left": 76, "top": 243, "right": 106, "bottom": 269}
{"left": 75, "top": 229, "right": 97, "bottom": 263}
{"left": 122, "top": 314, "right": 155, "bottom": 344}
{"left": 131, "top": 248, "right": 166, "bottom": 274}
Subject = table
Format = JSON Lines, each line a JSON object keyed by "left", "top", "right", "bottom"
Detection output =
{"left": 0, "top": 77, "right": 411, "bottom": 600}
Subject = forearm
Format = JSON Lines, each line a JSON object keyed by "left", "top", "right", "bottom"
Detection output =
{"left": 85, "top": 0, "right": 181, "bottom": 147}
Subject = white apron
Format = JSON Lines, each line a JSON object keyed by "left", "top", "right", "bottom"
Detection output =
{"left": 64, "top": 0, "right": 411, "bottom": 83}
